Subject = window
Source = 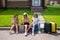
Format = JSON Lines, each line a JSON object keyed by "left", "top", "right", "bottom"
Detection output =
{"left": 32, "top": 0, "right": 41, "bottom": 6}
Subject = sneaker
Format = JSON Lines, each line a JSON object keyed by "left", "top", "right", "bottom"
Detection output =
{"left": 16, "top": 29, "right": 18, "bottom": 34}
{"left": 38, "top": 31, "right": 41, "bottom": 34}
{"left": 32, "top": 33, "right": 34, "bottom": 36}
{"left": 9, "top": 31, "right": 12, "bottom": 35}
{"left": 25, "top": 33, "right": 27, "bottom": 36}
{"left": 16, "top": 31, "right": 18, "bottom": 34}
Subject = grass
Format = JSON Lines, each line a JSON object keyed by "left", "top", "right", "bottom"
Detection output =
{"left": 42, "top": 4, "right": 60, "bottom": 27}
{"left": 0, "top": 8, "right": 33, "bottom": 27}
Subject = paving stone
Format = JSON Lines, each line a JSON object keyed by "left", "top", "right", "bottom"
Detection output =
{"left": 0, "top": 30, "right": 60, "bottom": 40}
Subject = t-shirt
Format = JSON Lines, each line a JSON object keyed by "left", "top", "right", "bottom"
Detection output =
{"left": 11, "top": 18, "right": 18, "bottom": 24}
{"left": 32, "top": 17, "right": 40, "bottom": 25}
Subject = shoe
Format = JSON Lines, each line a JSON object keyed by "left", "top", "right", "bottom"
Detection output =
{"left": 32, "top": 33, "right": 34, "bottom": 36}
{"left": 25, "top": 35, "right": 27, "bottom": 36}
{"left": 25, "top": 33, "right": 27, "bottom": 36}
{"left": 9, "top": 31, "right": 12, "bottom": 35}
{"left": 16, "top": 29, "right": 18, "bottom": 34}
{"left": 38, "top": 31, "right": 41, "bottom": 34}
{"left": 16, "top": 32, "right": 18, "bottom": 34}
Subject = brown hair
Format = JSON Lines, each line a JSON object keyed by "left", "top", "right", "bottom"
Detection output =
{"left": 34, "top": 13, "right": 38, "bottom": 18}
{"left": 14, "top": 13, "right": 18, "bottom": 18}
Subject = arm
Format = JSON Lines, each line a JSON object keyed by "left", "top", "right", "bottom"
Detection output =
{"left": 14, "top": 18, "right": 18, "bottom": 23}
{"left": 22, "top": 18, "right": 24, "bottom": 24}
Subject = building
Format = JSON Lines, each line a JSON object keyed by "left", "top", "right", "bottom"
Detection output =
{"left": 45, "top": 0, "right": 60, "bottom": 5}
{"left": 0, "top": 0, "right": 45, "bottom": 12}
{"left": 49, "top": 0, "right": 60, "bottom": 4}
{"left": 0, "top": 0, "right": 1, "bottom": 7}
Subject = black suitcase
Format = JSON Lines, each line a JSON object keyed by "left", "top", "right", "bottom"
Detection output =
{"left": 44, "top": 22, "right": 51, "bottom": 33}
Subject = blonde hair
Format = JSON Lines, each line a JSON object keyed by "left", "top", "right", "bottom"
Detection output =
{"left": 23, "top": 12, "right": 28, "bottom": 18}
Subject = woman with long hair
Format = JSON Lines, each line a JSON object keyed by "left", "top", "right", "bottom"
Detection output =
{"left": 22, "top": 12, "right": 30, "bottom": 36}
{"left": 9, "top": 13, "right": 19, "bottom": 34}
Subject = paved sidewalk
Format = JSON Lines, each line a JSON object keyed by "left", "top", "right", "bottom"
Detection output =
{"left": 0, "top": 30, "right": 60, "bottom": 40}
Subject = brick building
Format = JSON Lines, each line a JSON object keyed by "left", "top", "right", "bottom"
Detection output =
{"left": 0, "top": 0, "right": 60, "bottom": 12}
{"left": 0, "top": 0, "right": 45, "bottom": 12}
{"left": 45, "top": 0, "right": 60, "bottom": 5}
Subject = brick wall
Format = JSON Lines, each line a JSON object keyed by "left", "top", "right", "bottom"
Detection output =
{"left": 0, "top": 0, "right": 3, "bottom": 7}
{"left": 8, "top": 0, "right": 28, "bottom": 1}
{"left": 45, "top": 0, "right": 49, "bottom": 5}
{"left": 57, "top": 0, "right": 60, "bottom": 4}
{"left": 31, "top": 6, "right": 43, "bottom": 12}
{"left": 7, "top": 0, "right": 30, "bottom": 8}
{"left": 0, "top": 0, "right": 1, "bottom": 6}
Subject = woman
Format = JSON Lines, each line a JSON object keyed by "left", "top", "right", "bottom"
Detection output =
{"left": 22, "top": 12, "right": 30, "bottom": 36}
{"left": 9, "top": 13, "right": 19, "bottom": 34}
{"left": 29, "top": 13, "right": 41, "bottom": 36}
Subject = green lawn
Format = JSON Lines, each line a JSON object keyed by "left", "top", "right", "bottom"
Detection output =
{"left": 42, "top": 4, "right": 60, "bottom": 27}
{"left": 0, "top": 8, "right": 33, "bottom": 27}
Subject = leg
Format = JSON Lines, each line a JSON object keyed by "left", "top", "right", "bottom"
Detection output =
{"left": 38, "top": 23, "right": 41, "bottom": 33}
{"left": 9, "top": 24, "right": 15, "bottom": 33}
{"left": 32, "top": 24, "right": 35, "bottom": 35}
{"left": 25, "top": 25, "right": 27, "bottom": 36}
{"left": 28, "top": 23, "right": 33, "bottom": 30}
{"left": 15, "top": 24, "right": 18, "bottom": 34}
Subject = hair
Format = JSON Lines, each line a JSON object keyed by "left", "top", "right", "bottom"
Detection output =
{"left": 34, "top": 13, "right": 38, "bottom": 18}
{"left": 14, "top": 13, "right": 18, "bottom": 18}
{"left": 24, "top": 14, "right": 27, "bottom": 17}
{"left": 23, "top": 12, "right": 28, "bottom": 18}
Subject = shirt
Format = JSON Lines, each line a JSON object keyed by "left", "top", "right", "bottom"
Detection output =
{"left": 32, "top": 17, "right": 40, "bottom": 25}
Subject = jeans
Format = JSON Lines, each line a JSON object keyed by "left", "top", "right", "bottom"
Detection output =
{"left": 32, "top": 23, "right": 40, "bottom": 33}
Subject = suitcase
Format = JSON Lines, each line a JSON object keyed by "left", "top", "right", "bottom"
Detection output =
{"left": 50, "top": 22, "right": 57, "bottom": 33}
{"left": 19, "top": 25, "right": 25, "bottom": 33}
{"left": 44, "top": 22, "right": 51, "bottom": 33}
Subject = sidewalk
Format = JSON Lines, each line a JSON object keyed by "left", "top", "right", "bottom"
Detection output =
{"left": 0, "top": 30, "right": 60, "bottom": 40}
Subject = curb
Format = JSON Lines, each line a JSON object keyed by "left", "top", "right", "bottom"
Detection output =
{"left": 57, "top": 27, "right": 60, "bottom": 30}
{"left": 0, "top": 27, "right": 10, "bottom": 30}
{"left": 0, "top": 27, "right": 60, "bottom": 30}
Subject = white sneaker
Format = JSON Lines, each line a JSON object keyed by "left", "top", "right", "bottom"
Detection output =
{"left": 16, "top": 32, "right": 18, "bottom": 34}
{"left": 38, "top": 31, "right": 41, "bottom": 34}
{"left": 9, "top": 31, "right": 12, "bottom": 35}
{"left": 32, "top": 33, "right": 34, "bottom": 36}
{"left": 25, "top": 33, "right": 27, "bottom": 36}
{"left": 16, "top": 29, "right": 18, "bottom": 34}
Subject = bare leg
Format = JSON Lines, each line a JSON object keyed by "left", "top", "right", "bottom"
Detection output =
{"left": 25, "top": 25, "right": 28, "bottom": 36}
{"left": 9, "top": 24, "right": 14, "bottom": 34}
{"left": 28, "top": 23, "right": 33, "bottom": 30}
{"left": 15, "top": 24, "right": 18, "bottom": 34}
{"left": 32, "top": 24, "right": 35, "bottom": 36}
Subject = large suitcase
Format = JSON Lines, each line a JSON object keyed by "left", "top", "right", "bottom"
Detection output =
{"left": 50, "top": 22, "right": 57, "bottom": 33}
{"left": 44, "top": 23, "right": 51, "bottom": 33}
{"left": 19, "top": 25, "right": 25, "bottom": 33}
